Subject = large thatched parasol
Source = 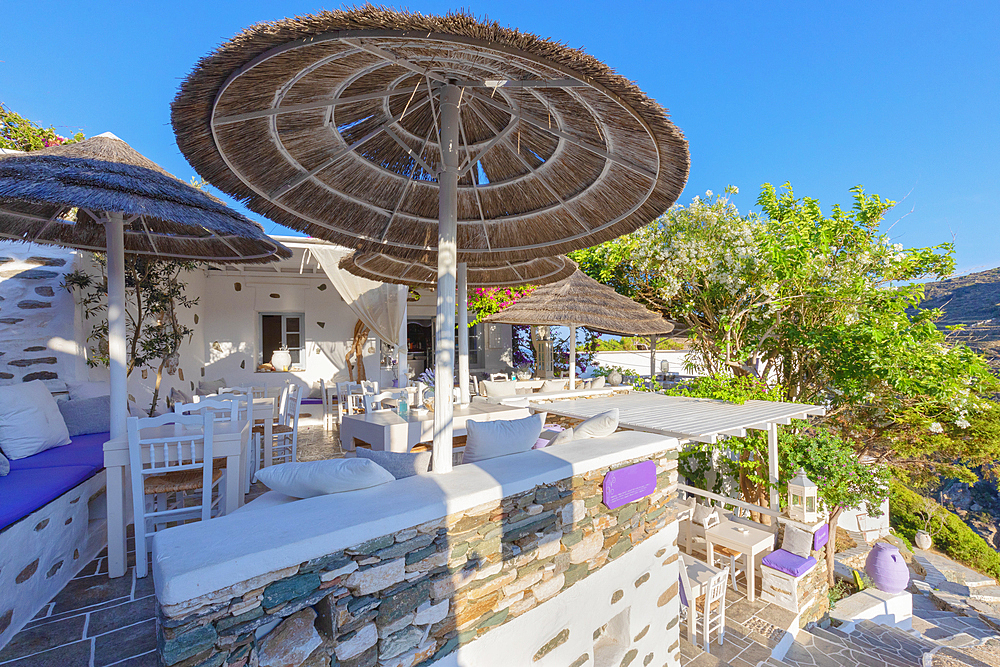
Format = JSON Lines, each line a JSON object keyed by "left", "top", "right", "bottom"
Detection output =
{"left": 340, "top": 251, "right": 575, "bottom": 402}
{"left": 172, "top": 6, "right": 690, "bottom": 472}
{"left": 484, "top": 269, "right": 675, "bottom": 384}
{"left": 0, "top": 133, "right": 291, "bottom": 453}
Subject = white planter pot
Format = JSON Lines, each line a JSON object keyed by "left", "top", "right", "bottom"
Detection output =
{"left": 270, "top": 349, "right": 292, "bottom": 372}
{"left": 914, "top": 530, "right": 933, "bottom": 551}
{"left": 607, "top": 370, "right": 623, "bottom": 386}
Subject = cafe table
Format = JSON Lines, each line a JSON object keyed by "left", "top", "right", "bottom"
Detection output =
{"left": 704, "top": 518, "right": 775, "bottom": 602}
{"left": 103, "top": 417, "right": 250, "bottom": 579}
{"left": 340, "top": 402, "right": 530, "bottom": 453}
{"left": 681, "top": 553, "right": 724, "bottom": 643}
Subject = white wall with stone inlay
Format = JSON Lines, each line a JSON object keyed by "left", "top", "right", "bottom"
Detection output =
{"left": 0, "top": 471, "right": 107, "bottom": 650}
{"left": 0, "top": 242, "right": 82, "bottom": 389}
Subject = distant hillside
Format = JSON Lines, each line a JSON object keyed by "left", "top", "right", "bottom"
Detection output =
{"left": 919, "top": 267, "right": 1000, "bottom": 364}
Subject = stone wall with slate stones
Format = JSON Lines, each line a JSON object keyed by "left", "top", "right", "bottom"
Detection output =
{"left": 0, "top": 242, "right": 80, "bottom": 388}
{"left": 155, "top": 448, "right": 681, "bottom": 667}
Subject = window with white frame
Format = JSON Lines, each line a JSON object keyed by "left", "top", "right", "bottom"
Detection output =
{"left": 259, "top": 312, "right": 305, "bottom": 368}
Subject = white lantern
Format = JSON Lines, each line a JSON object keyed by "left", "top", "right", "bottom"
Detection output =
{"left": 788, "top": 468, "right": 819, "bottom": 523}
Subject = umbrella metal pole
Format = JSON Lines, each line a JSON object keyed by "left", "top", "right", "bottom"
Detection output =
{"left": 457, "top": 262, "right": 470, "bottom": 405}
{"left": 105, "top": 212, "right": 128, "bottom": 441}
{"left": 433, "top": 82, "right": 461, "bottom": 474}
{"left": 568, "top": 323, "right": 576, "bottom": 387}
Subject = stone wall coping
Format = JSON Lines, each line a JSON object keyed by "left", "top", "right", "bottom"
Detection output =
{"left": 152, "top": 430, "right": 678, "bottom": 607}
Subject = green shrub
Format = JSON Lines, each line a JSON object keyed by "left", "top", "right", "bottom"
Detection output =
{"left": 890, "top": 481, "right": 1000, "bottom": 582}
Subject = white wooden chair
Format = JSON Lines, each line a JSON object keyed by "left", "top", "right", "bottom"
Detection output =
{"left": 363, "top": 391, "right": 395, "bottom": 413}
{"left": 254, "top": 383, "right": 301, "bottom": 466}
{"left": 489, "top": 372, "right": 509, "bottom": 381}
{"left": 712, "top": 542, "right": 746, "bottom": 594}
{"left": 361, "top": 380, "right": 380, "bottom": 394}
{"left": 336, "top": 382, "right": 365, "bottom": 424}
{"left": 698, "top": 568, "right": 729, "bottom": 651}
{"left": 127, "top": 412, "right": 221, "bottom": 578}
{"left": 175, "top": 398, "right": 239, "bottom": 423}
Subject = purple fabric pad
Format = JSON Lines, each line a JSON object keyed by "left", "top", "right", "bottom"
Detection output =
{"left": 300, "top": 398, "right": 323, "bottom": 405}
{"left": 8, "top": 432, "right": 109, "bottom": 473}
{"left": 0, "top": 465, "right": 98, "bottom": 531}
{"left": 762, "top": 548, "right": 817, "bottom": 578}
{"left": 813, "top": 523, "right": 830, "bottom": 551}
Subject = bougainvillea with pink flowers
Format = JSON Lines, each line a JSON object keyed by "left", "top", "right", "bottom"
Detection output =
{"left": 0, "top": 103, "right": 84, "bottom": 152}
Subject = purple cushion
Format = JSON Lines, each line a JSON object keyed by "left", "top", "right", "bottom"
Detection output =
{"left": 301, "top": 398, "right": 323, "bottom": 405}
{"left": 0, "top": 465, "right": 98, "bottom": 531}
{"left": 762, "top": 549, "right": 817, "bottom": 577}
{"left": 8, "top": 432, "right": 108, "bottom": 473}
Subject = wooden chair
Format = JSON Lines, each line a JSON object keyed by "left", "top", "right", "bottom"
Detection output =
{"left": 253, "top": 383, "right": 301, "bottom": 466}
{"left": 127, "top": 412, "right": 221, "bottom": 578}
{"left": 712, "top": 544, "right": 746, "bottom": 594}
{"left": 363, "top": 391, "right": 395, "bottom": 413}
{"left": 697, "top": 568, "right": 729, "bottom": 651}
{"left": 336, "top": 382, "right": 364, "bottom": 424}
{"left": 175, "top": 398, "right": 239, "bottom": 423}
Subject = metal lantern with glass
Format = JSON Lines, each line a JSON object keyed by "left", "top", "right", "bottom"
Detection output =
{"left": 788, "top": 468, "right": 819, "bottom": 524}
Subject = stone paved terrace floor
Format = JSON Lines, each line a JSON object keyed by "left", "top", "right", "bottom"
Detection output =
{"left": 0, "top": 417, "right": 342, "bottom": 667}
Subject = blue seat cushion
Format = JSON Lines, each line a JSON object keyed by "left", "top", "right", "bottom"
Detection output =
{"left": 0, "top": 465, "right": 97, "bottom": 531}
{"left": 8, "top": 431, "right": 108, "bottom": 474}
{"left": 301, "top": 398, "right": 323, "bottom": 405}
{"left": 762, "top": 549, "right": 817, "bottom": 578}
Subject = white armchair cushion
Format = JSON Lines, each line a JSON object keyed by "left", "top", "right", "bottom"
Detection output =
{"left": 540, "top": 380, "right": 568, "bottom": 392}
{"left": 590, "top": 376, "right": 606, "bottom": 389}
{"left": 574, "top": 408, "right": 619, "bottom": 439}
{"left": 254, "top": 458, "right": 394, "bottom": 499}
{"left": 782, "top": 523, "right": 814, "bottom": 558}
{"left": 481, "top": 380, "right": 518, "bottom": 398}
{"left": 462, "top": 412, "right": 545, "bottom": 464}
{"left": 0, "top": 380, "right": 71, "bottom": 460}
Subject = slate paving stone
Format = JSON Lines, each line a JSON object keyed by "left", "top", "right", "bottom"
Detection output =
{"left": 88, "top": 597, "right": 156, "bottom": 637}
{"left": 0, "top": 615, "right": 85, "bottom": 662}
{"left": 108, "top": 651, "right": 158, "bottom": 667}
{"left": 0, "top": 638, "right": 91, "bottom": 667}
{"left": 50, "top": 573, "right": 133, "bottom": 614}
{"left": 93, "top": 620, "right": 156, "bottom": 667}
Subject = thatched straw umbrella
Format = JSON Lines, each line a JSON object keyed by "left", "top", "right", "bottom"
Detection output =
{"left": 484, "top": 269, "right": 675, "bottom": 385}
{"left": 172, "top": 6, "right": 690, "bottom": 472}
{"left": 340, "top": 252, "right": 575, "bottom": 402}
{"left": 0, "top": 133, "right": 291, "bottom": 444}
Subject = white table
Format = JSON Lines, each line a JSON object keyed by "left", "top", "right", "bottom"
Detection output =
{"left": 340, "top": 403, "right": 531, "bottom": 453}
{"left": 705, "top": 519, "right": 774, "bottom": 602}
{"left": 103, "top": 418, "right": 249, "bottom": 578}
{"left": 681, "top": 553, "right": 723, "bottom": 644}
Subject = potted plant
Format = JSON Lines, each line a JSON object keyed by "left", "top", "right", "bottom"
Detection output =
{"left": 915, "top": 496, "right": 946, "bottom": 550}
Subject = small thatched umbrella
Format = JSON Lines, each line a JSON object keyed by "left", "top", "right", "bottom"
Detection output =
{"left": 0, "top": 133, "right": 291, "bottom": 441}
{"left": 340, "top": 251, "right": 575, "bottom": 402}
{"left": 172, "top": 6, "right": 690, "bottom": 472}
{"left": 484, "top": 269, "right": 675, "bottom": 385}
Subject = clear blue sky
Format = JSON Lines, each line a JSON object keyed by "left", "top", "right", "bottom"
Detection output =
{"left": 3, "top": 1, "right": 997, "bottom": 275}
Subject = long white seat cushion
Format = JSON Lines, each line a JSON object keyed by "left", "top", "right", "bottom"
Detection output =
{"left": 254, "top": 459, "right": 394, "bottom": 499}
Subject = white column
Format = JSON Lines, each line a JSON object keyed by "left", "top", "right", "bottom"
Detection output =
{"left": 650, "top": 335, "right": 658, "bottom": 390}
{"left": 568, "top": 323, "right": 576, "bottom": 387}
{"left": 433, "top": 82, "right": 461, "bottom": 474}
{"left": 768, "top": 422, "right": 780, "bottom": 512}
{"left": 105, "top": 212, "right": 128, "bottom": 440}
{"left": 397, "top": 285, "right": 408, "bottom": 388}
{"left": 457, "top": 263, "right": 470, "bottom": 405}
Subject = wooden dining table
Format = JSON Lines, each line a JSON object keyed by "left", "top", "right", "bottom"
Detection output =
{"left": 705, "top": 518, "right": 774, "bottom": 602}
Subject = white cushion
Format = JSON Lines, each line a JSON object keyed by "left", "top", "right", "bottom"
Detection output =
{"left": 196, "top": 378, "right": 227, "bottom": 396}
{"left": 481, "top": 380, "right": 518, "bottom": 398}
{"left": 536, "top": 427, "right": 574, "bottom": 448}
{"left": 66, "top": 380, "right": 110, "bottom": 401}
{"left": 782, "top": 523, "right": 814, "bottom": 558}
{"left": 540, "top": 380, "right": 568, "bottom": 393}
{"left": 462, "top": 413, "right": 545, "bottom": 464}
{"left": 590, "top": 376, "right": 606, "bottom": 389}
{"left": 231, "top": 490, "right": 298, "bottom": 515}
{"left": 254, "top": 458, "right": 394, "bottom": 499}
{"left": 0, "top": 380, "right": 71, "bottom": 460}
{"left": 693, "top": 503, "right": 719, "bottom": 528}
{"left": 503, "top": 397, "right": 531, "bottom": 408}
{"left": 574, "top": 408, "right": 619, "bottom": 439}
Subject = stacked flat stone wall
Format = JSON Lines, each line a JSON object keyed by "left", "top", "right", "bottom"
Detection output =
{"left": 156, "top": 449, "right": 680, "bottom": 667}
{"left": 0, "top": 243, "right": 79, "bottom": 387}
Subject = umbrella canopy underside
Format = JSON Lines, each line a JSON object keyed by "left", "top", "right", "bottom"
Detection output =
{"left": 483, "top": 269, "right": 675, "bottom": 337}
{"left": 172, "top": 6, "right": 689, "bottom": 263}
{"left": 0, "top": 135, "right": 290, "bottom": 263}
{"left": 340, "top": 251, "right": 576, "bottom": 287}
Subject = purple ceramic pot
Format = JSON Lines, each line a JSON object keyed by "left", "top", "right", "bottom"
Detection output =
{"left": 864, "top": 542, "right": 910, "bottom": 594}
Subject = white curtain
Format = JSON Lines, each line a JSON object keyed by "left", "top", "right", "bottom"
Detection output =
{"left": 312, "top": 246, "right": 406, "bottom": 346}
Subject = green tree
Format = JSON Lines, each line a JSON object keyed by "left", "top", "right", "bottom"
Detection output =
{"left": 1, "top": 103, "right": 84, "bottom": 151}
{"left": 64, "top": 256, "right": 199, "bottom": 416}
{"left": 780, "top": 430, "right": 889, "bottom": 587}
